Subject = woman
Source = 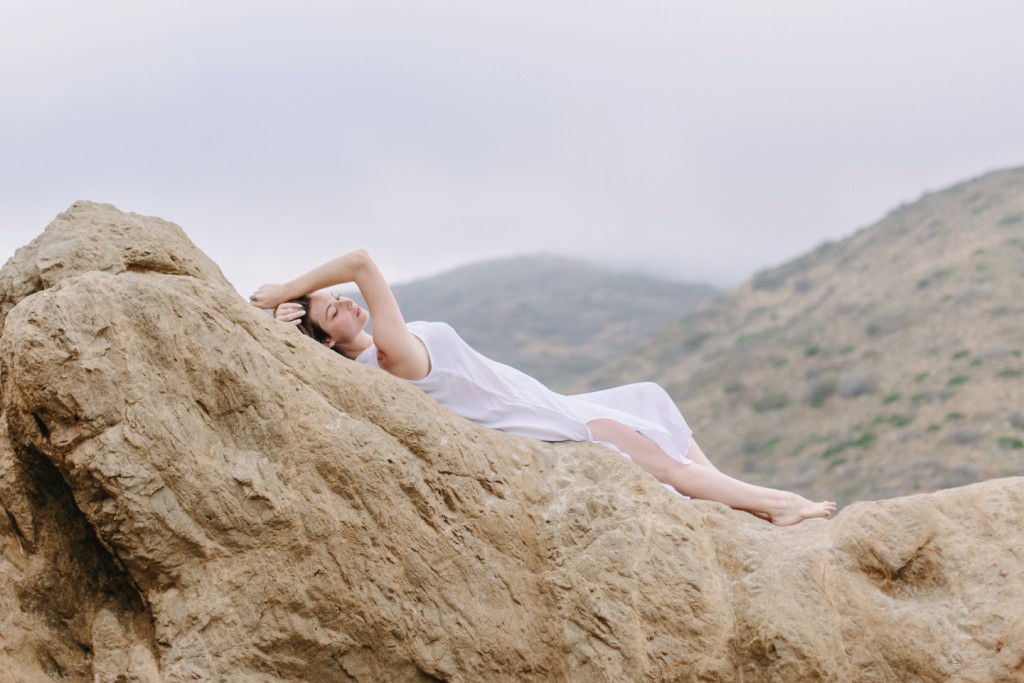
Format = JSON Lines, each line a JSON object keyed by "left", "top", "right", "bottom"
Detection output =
{"left": 251, "top": 249, "right": 836, "bottom": 526}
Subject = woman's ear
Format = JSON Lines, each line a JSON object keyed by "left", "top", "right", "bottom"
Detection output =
{"left": 322, "top": 337, "right": 336, "bottom": 349}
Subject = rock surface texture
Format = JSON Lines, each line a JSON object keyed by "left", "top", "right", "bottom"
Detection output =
{"left": 1, "top": 202, "right": 1022, "bottom": 682}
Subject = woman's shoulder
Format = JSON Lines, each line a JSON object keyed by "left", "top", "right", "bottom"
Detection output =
{"left": 406, "top": 320, "right": 458, "bottom": 337}
{"left": 405, "top": 321, "right": 473, "bottom": 359}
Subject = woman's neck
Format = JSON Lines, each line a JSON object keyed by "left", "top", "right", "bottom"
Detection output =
{"left": 338, "top": 331, "right": 374, "bottom": 360}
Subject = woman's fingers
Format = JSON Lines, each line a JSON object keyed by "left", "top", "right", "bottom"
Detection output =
{"left": 274, "top": 303, "right": 305, "bottom": 325}
{"left": 249, "top": 285, "right": 269, "bottom": 307}
{"left": 249, "top": 283, "right": 289, "bottom": 309}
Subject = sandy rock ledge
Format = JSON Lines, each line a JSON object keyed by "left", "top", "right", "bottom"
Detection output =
{"left": 1, "top": 202, "right": 1022, "bottom": 682}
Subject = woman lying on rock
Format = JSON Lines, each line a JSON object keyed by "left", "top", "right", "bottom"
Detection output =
{"left": 251, "top": 249, "right": 836, "bottom": 526}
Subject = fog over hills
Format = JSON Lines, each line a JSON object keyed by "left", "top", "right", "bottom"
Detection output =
{"left": 347, "top": 256, "right": 719, "bottom": 391}
{"left": 583, "top": 166, "right": 1024, "bottom": 504}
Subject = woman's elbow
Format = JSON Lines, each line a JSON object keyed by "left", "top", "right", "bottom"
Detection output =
{"left": 347, "top": 247, "right": 371, "bottom": 264}
{"left": 343, "top": 248, "right": 387, "bottom": 286}
{"left": 346, "top": 248, "right": 374, "bottom": 273}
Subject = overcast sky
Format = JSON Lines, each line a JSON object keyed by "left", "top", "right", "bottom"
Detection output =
{"left": 2, "top": 0, "right": 1023, "bottom": 297}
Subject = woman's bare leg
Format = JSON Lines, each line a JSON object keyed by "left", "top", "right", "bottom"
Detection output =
{"left": 588, "top": 419, "right": 836, "bottom": 526}
{"left": 683, "top": 438, "right": 719, "bottom": 472}
{"left": 682, "top": 439, "right": 773, "bottom": 519}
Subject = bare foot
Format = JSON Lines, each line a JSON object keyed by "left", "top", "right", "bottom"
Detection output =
{"left": 767, "top": 493, "right": 837, "bottom": 527}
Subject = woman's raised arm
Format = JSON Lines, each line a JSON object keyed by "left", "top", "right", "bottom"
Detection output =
{"left": 250, "top": 249, "right": 430, "bottom": 380}
{"left": 249, "top": 249, "right": 369, "bottom": 308}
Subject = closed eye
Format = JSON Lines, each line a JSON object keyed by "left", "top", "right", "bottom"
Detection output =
{"left": 318, "top": 299, "right": 334, "bottom": 323}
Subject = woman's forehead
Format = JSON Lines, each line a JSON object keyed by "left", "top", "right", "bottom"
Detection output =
{"left": 308, "top": 291, "right": 330, "bottom": 318}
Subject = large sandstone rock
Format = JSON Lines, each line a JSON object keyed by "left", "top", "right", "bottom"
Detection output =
{"left": 1, "top": 201, "right": 1022, "bottom": 681}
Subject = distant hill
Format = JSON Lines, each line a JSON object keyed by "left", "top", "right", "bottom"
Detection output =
{"left": 348, "top": 256, "right": 719, "bottom": 390}
{"left": 582, "top": 167, "right": 1024, "bottom": 504}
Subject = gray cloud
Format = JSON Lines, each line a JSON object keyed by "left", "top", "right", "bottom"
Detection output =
{"left": 2, "top": 0, "right": 1023, "bottom": 297}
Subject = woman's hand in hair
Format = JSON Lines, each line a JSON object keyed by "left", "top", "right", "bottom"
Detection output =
{"left": 249, "top": 283, "right": 293, "bottom": 310}
{"left": 274, "top": 302, "right": 305, "bottom": 326}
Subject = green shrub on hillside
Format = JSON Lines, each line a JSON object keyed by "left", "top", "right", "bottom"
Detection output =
{"left": 837, "top": 372, "right": 875, "bottom": 399}
{"left": 806, "top": 377, "right": 838, "bottom": 407}
{"left": 825, "top": 457, "right": 847, "bottom": 474}
{"left": 850, "top": 431, "right": 876, "bottom": 448}
{"left": 820, "top": 430, "right": 876, "bottom": 461}
{"left": 945, "top": 427, "right": 984, "bottom": 444}
{"left": 888, "top": 414, "right": 915, "bottom": 427}
{"left": 751, "top": 391, "right": 790, "bottom": 412}
{"left": 865, "top": 313, "right": 907, "bottom": 338}
{"left": 735, "top": 328, "right": 776, "bottom": 346}
{"left": 724, "top": 380, "right": 745, "bottom": 396}
{"left": 684, "top": 332, "right": 711, "bottom": 351}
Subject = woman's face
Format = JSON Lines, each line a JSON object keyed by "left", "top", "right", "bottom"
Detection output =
{"left": 308, "top": 290, "right": 369, "bottom": 347}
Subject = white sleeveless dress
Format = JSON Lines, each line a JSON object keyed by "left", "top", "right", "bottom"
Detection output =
{"left": 354, "top": 321, "right": 694, "bottom": 466}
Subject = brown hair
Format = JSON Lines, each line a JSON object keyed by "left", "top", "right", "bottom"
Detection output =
{"left": 288, "top": 296, "right": 345, "bottom": 356}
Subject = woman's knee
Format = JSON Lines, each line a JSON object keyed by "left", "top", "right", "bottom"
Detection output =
{"left": 587, "top": 418, "right": 633, "bottom": 443}
{"left": 588, "top": 418, "right": 682, "bottom": 480}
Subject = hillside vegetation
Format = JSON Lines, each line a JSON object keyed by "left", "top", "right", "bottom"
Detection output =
{"left": 583, "top": 167, "right": 1024, "bottom": 504}
{"left": 351, "top": 256, "right": 719, "bottom": 391}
